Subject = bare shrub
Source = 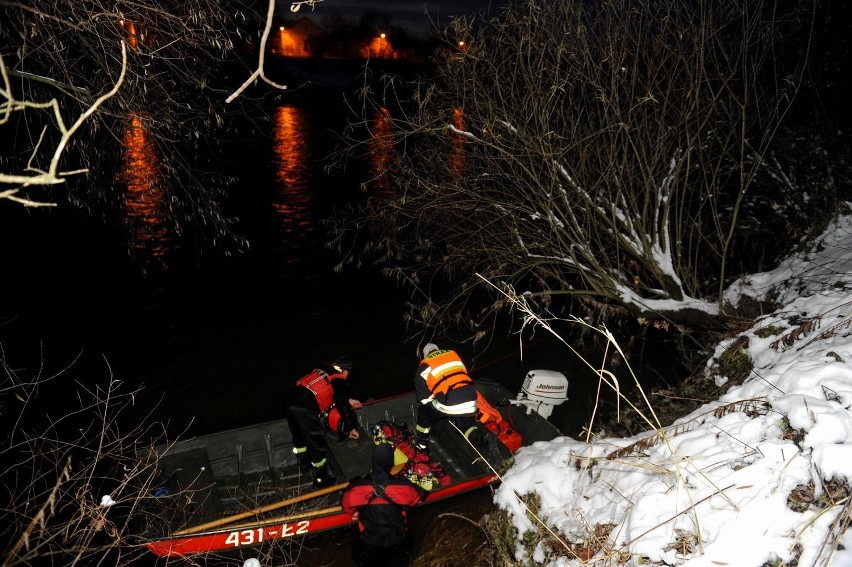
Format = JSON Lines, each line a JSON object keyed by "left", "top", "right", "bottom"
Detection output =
{"left": 331, "top": 0, "right": 818, "bottom": 339}
{"left": 0, "top": 349, "right": 165, "bottom": 565}
{"left": 0, "top": 0, "right": 257, "bottom": 255}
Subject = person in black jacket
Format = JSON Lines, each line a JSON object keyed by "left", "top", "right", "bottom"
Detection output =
{"left": 286, "top": 358, "right": 362, "bottom": 487}
{"left": 341, "top": 443, "right": 426, "bottom": 567}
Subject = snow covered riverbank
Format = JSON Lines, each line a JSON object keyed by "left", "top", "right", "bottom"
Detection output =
{"left": 496, "top": 209, "right": 852, "bottom": 566}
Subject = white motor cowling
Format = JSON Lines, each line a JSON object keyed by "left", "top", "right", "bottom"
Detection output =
{"left": 511, "top": 369, "right": 569, "bottom": 419}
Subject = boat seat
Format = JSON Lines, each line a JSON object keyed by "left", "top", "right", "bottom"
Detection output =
{"left": 429, "top": 420, "right": 491, "bottom": 481}
{"left": 326, "top": 425, "right": 374, "bottom": 480}
{"left": 154, "top": 447, "right": 222, "bottom": 519}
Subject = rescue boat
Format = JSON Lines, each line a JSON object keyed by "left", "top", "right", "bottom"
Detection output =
{"left": 134, "top": 372, "right": 568, "bottom": 558}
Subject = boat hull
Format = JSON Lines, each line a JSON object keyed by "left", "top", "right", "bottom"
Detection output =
{"left": 144, "top": 476, "right": 497, "bottom": 557}
{"left": 136, "top": 379, "right": 561, "bottom": 557}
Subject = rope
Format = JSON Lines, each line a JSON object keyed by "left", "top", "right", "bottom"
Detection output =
{"left": 468, "top": 335, "right": 549, "bottom": 375}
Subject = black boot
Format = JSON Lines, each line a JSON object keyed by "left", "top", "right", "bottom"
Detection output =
{"left": 313, "top": 465, "right": 337, "bottom": 487}
{"left": 468, "top": 427, "right": 501, "bottom": 461}
{"left": 414, "top": 433, "right": 430, "bottom": 456}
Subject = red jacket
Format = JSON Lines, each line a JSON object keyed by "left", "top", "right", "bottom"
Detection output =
{"left": 341, "top": 445, "right": 425, "bottom": 548}
{"left": 341, "top": 477, "right": 424, "bottom": 547}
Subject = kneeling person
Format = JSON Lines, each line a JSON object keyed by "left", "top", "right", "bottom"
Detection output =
{"left": 341, "top": 443, "right": 426, "bottom": 567}
{"left": 413, "top": 343, "right": 479, "bottom": 453}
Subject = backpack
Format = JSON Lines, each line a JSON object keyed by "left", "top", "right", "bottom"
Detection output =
{"left": 370, "top": 421, "right": 450, "bottom": 487}
{"left": 359, "top": 480, "right": 408, "bottom": 548}
{"left": 370, "top": 421, "right": 425, "bottom": 462}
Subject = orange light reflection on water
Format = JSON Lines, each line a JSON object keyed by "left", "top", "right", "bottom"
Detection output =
{"left": 368, "top": 107, "right": 395, "bottom": 199}
{"left": 272, "top": 106, "right": 313, "bottom": 256}
{"left": 125, "top": 21, "right": 138, "bottom": 50}
{"left": 450, "top": 108, "right": 466, "bottom": 179}
{"left": 122, "top": 115, "right": 170, "bottom": 263}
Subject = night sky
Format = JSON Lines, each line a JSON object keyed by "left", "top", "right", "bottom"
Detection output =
{"left": 288, "top": 0, "right": 500, "bottom": 36}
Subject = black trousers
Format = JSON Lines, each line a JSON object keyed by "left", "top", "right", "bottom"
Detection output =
{"left": 286, "top": 404, "right": 327, "bottom": 467}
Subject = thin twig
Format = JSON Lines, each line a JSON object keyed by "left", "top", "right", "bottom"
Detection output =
{"left": 621, "top": 484, "right": 735, "bottom": 548}
{"left": 449, "top": 421, "right": 577, "bottom": 558}
{"left": 2, "top": 456, "right": 73, "bottom": 567}
{"left": 437, "top": 512, "right": 482, "bottom": 528}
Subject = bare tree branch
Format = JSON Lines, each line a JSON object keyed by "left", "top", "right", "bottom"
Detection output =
{"left": 0, "top": 0, "right": 255, "bottom": 256}
{"left": 226, "top": 0, "right": 287, "bottom": 104}
{"left": 0, "top": 350, "right": 168, "bottom": 566}
{"left": 0, "top": 42, "right": 127, "bottom": 197}
{"left": 331, "top": 0, "right": 819, "bottom": 338}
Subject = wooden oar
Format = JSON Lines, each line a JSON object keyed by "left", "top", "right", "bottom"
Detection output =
{"left": 173, "top": 482, "right": 349, "bottom": 536}
{"left": 222, "top": 505, "right": 345, "bottom": 532}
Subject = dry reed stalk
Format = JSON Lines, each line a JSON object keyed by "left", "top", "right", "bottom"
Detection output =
{"left": 2, "top": 456, "right": 73, "bottom": 567}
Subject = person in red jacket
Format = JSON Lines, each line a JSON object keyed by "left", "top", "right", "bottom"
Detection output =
{"left": 341, "top": 443, "right": 426, "bottom": 566}
{"left": 413, "top": 343, "right": 479, "bottom": 453}
{"left": 286, "top": 358, "right": 362, "bottom": 487}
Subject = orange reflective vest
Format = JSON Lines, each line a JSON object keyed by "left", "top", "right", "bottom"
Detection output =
{"left": 421, "top": 350, "right": 473, "bottom": 397}
{"left": 295, "top": 368, "right": 344, "bottom": 413}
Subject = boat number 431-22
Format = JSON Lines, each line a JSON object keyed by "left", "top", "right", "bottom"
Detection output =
{"left": 224, "top": 522, "right": 310, "bottom": 547}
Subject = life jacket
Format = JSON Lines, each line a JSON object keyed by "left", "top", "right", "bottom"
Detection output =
{"left": 296, "top": 368, "right": 342, "bottom": 413}
{"left": 370, "top": 422, "right": 450, "bottom": 489}
{"left": 475, "top": 391, "right": 523, "bottom": 453}
{"left": 421, "top": 350, "right": 473, "bottom": 398}
{"left": 324, "top": 406, "right": 345, "bottom": 437}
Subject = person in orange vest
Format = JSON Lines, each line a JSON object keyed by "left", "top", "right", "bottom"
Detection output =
{"left": 413, "top": 343, "right": 481, "bottom": 453}
{"left": 286, "top": 358, "right": 362, "bottom": 486}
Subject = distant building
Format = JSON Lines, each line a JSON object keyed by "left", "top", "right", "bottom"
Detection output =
{"left": 360, "top": 34, "right": 400, "bottom": 60}
{"left": 274, "top": 17, "right": 328, "bottom": 57}
{"left": 272, "top": 16, "right": 427, "bottom": 62}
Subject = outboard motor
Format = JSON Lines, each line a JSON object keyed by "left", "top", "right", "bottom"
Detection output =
{"left": 511, "top": 369, "right": 569, "bottom": 419}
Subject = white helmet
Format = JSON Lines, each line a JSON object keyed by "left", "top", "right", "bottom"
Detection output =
{"left": 422, "top": 343, "right": 439, "bottom": 358}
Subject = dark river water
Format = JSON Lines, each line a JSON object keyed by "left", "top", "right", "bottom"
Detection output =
{"left": 1, "top": 76, "right": 592, "bottom": 439}
{"left": 0, "top": 67, "right": 600, "bottom": 565}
